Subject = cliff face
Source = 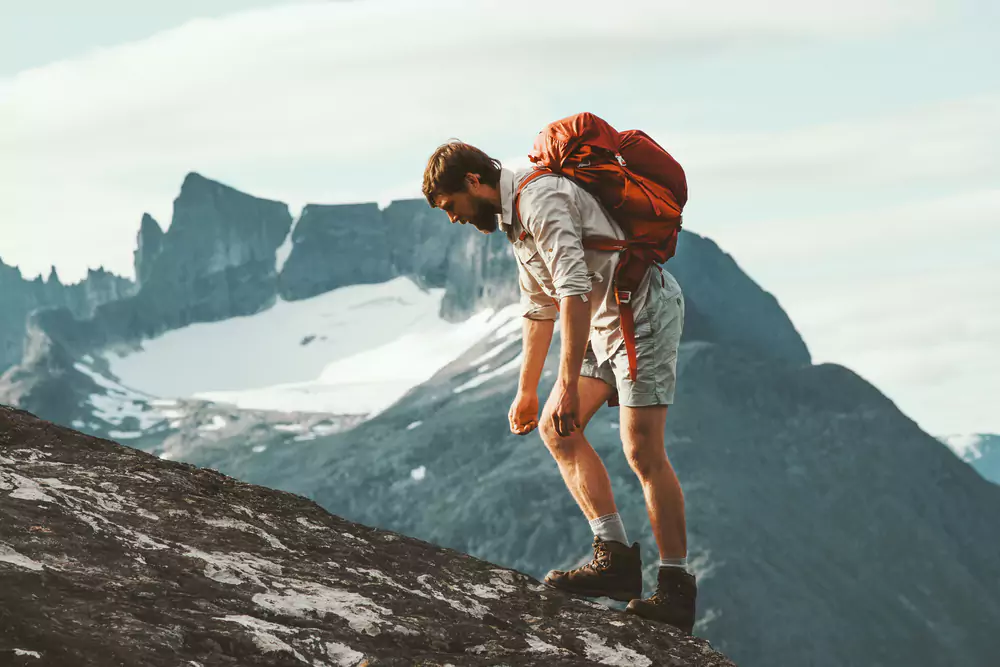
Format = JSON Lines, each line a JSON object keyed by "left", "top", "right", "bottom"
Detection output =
{"left": 133, "top": 213, "right": 165, "bottom": 289}
{"left": 106, "top": 172, "right": 293, "bottom": 340}
{"left": 0, "top": 405, "right": 735, "bottom": 667}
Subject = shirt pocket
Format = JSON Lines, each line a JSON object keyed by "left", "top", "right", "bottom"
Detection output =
{"left": 512, "top": 237, "right": 538, "bottom": 264}
{"left": 513, "top": 238, "right": 551, "bottom": 291}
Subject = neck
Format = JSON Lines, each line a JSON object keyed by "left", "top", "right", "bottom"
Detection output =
{"left": 484, "top": 185, "right": 502, "bottom": 213}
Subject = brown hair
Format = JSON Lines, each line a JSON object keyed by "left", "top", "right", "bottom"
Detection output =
{"left": 422, "top": 140, "right": 502, "bottom": 207}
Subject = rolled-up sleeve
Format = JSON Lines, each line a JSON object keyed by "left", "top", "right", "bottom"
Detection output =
{"left": 518, "top": 260, "right": 559, "bottom": 321}
{"left": 519, "top": 180, "right": 592, "bottom": 299}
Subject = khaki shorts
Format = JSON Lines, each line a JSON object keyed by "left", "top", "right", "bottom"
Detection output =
{"left": 581, "top": 271, "right": 685, "bottom": 407}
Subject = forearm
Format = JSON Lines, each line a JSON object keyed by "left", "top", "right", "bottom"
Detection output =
{"left": 558, "top": 294, "right": 591, "bottom": 385}
{"left": 519, "top": 317, "right": 554, "bottom": 394}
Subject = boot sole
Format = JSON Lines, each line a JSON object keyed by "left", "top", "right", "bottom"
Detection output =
{"left": 543, "top": 580, "right": 640, "bottom": 603}
{"left": 624, "top": 605, "right": 694, "bottom": 634}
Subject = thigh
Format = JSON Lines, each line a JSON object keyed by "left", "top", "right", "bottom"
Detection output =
{"left": 542, "top": 375, "right": 615, "bottom": 431}
{"left": 620, "top": 403, "right": 669, "bottom": 452}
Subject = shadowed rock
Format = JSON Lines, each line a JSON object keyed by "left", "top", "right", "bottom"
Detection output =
{"left": 0, "top": 405, "right": 736, "bottom": 666}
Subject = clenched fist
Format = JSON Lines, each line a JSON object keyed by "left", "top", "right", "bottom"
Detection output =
{"left": 509, "top": 390, "right": 539, "bottom": 435}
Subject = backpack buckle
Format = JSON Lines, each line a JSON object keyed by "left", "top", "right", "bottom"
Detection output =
{"left": 618, "top": 290, "right": 632, "bottom": 304}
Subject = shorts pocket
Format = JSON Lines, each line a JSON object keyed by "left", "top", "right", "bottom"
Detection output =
{"left": 632, "top": 303, "right": 654, "bottom": 338}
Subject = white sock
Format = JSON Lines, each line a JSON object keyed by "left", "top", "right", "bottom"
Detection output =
{"left": 659, "top": 556, "right": 688, "bottom": 572}
{"left": 589, "top": 512, "right": 629, "bottom": 546}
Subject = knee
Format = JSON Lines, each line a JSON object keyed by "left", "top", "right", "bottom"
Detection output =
{"left": 539, "top": 415, "right": 577, "bottom": 459}
{"left": 624, "top": 445, "right": 669, "bottom": 481}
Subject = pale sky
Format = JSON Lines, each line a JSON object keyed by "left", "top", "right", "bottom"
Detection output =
{"left": 1, "top": 0, "right": 997, "bottom": 436}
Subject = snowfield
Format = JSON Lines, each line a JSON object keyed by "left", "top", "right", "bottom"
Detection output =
{"left": 105, "top": 277, "right": 521, "bottom": 417}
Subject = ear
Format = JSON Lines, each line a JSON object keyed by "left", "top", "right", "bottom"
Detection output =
{"left": 465, "top": 172, "right": 481, "bottom": 190}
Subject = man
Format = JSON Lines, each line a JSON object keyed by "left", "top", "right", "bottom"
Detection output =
{"left": 422, "top": 140, "right": 696, "bottom": 634}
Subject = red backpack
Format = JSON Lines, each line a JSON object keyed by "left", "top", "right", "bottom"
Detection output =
{"left": 514, "top": 112, "right": 687, "bottom": 382}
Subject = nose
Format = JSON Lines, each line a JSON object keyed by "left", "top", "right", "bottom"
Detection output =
{"left": 447, "top": 212, "right": 459, "bottom": 224}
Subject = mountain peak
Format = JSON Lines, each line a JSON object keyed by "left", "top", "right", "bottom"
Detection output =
{"left": 45, "top": 265, "right": 61, "bottom": 286}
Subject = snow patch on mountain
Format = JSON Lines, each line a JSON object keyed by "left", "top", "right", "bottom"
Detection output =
{"left": 104, "top": 276, "right": 521, "bottom": 417}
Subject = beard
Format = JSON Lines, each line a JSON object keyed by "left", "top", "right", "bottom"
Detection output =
{"left": 468, "top": 196, "right": 499, "bottom": 234}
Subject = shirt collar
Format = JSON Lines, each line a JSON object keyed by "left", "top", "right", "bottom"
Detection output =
{"left": 498, "top": 167, "right": 515, "bottom": 231}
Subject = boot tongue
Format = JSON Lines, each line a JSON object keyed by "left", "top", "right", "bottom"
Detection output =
{"left": 657, "top": 567, "right": 691, "bottom": 592}
{"left": 593, "top": 541, "right": 612, "bottom": 569}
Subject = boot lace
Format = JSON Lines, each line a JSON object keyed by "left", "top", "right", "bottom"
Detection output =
{"left": 587, "top": 537, "right": 611, "bottom": 572}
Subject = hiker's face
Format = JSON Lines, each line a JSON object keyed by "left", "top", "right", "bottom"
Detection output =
{"left": 434, "top": 174, "right": 498, "bottom": 234}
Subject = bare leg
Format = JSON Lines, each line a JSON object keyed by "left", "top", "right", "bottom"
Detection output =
{"left": 539, "top": 377, "right": 617, "bottom": 521}
{"left": 620, "top": 405, "right": 686, "bottom": 559}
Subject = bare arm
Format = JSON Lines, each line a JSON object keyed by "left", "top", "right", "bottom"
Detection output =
{"left": 509, "top": 317, "right": 553, "bottom": 435}
{"left": 558, "top": 292, "right": 591, "bottom": 387}
{"left": 519, "top": 317, "right": 554, "bottom": 395}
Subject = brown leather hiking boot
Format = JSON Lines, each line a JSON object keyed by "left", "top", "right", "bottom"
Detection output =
{"left": 625, "top": 566, "right": 697, "bottom": 634}
{"left": 543, "top": 536, "right": 642, "bottom": 602}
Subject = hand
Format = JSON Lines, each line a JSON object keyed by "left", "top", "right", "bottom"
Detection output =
{"left": 509, "top": 390, "right": 539, "bottom": 435}
{"left": 550, "top": 379, "right": 581, "bottom": 437}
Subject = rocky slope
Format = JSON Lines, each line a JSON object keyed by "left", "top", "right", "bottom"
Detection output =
{"left": 0, "top": 405, "right": 735, "bottom": 667}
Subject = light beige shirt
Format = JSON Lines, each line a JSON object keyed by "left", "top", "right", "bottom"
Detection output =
{"left": 497, "top": 167, "right": 677, "bottom": 366}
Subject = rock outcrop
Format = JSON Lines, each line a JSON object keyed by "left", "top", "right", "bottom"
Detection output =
{"left": 94, "top": 172, "right": 293, "bottom": 344}
{"left": 133, "top": 213, "right": 165, "bottom": 289}
{"left": 0, "top": 259, "right": 135, "bottom": 376}
{"left": 0, "top": 405, "right": 735, "bottom": 666}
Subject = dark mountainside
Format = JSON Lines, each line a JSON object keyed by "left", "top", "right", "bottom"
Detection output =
{"left": 2, "top": 172, "right": 998, "bottom": 667}
{"left": 0, "top": 405, "right": 736, "bottom": 666}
